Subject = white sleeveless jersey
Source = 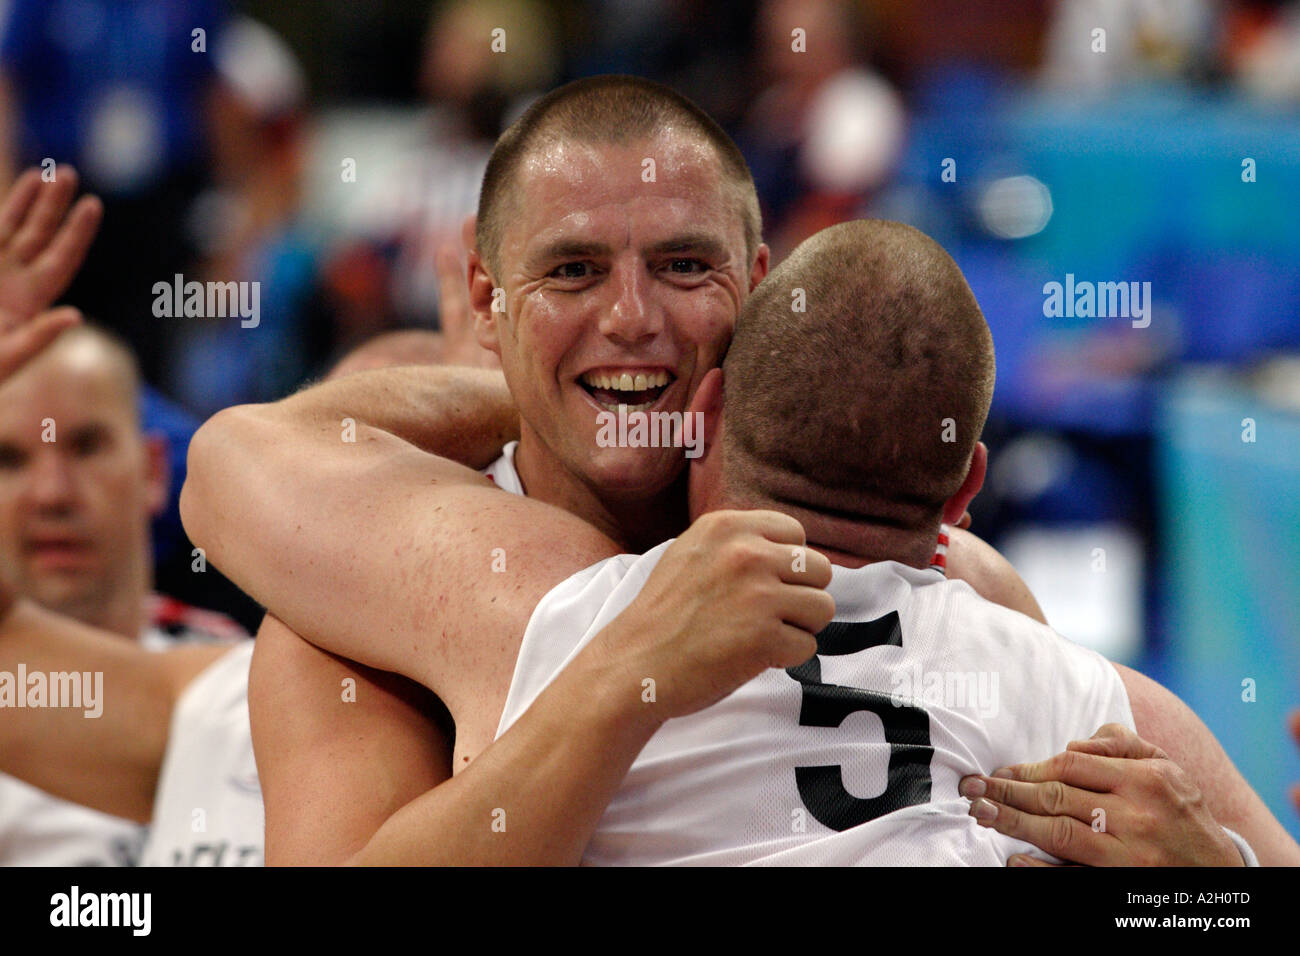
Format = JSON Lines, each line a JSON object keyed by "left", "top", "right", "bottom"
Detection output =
{"left": 0, "top": 604, "right": 243, "bottom": 867}
{"left": 0, "top": 777, "right": 145, "bottom": 867}
{"left": 496, "top": 542, "right": 1134, "bottom": 866}
{"left": 141, "top": 641, "right": 262, "bottom": 866}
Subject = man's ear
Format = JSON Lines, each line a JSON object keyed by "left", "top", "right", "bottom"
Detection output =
{"left": 144, "top": 433, "right": 170, "bottom": 518}
{"left": 943, "top": 440, "right": 986, "bottom": 526}
{"left": 466, "top": 249, "right": 504, "bottom": 356}
{"left": 749, "top": 243, "right": 771, "bottom": 291}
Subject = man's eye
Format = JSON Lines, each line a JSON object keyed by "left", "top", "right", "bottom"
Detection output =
{"left": 0, "top": 448, "right": 24, "bottom": 470}
{"left": 667, "top": 258, "right": 707, "bottom": 275}
{"left": 551, "top": 262, "right": 592, "bottom": 280}
{"left": 69, "top": 432, "right": 107, "bottom": 457}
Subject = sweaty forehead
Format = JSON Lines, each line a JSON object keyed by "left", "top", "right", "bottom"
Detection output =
{"left": 503, "top": 133, "right": 744, "bottom": 263}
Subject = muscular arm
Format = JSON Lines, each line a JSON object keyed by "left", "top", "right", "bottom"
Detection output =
{"left": 253, "top": 614, "right": 662, "bottom": 867}
{"left": 0, "top": 599, "right": 226, "bottom": 821}
{"left": 254, "top": 511, "right": 831, "bottom": 866}
{"left": 182, "top": 378, "right": 611, "bottom": 697}
{"left": 248, "top": 615, "right": 454, "bottom": 865}
{"left": 1117, "top": 662, "right": 1300, "bottom": 865}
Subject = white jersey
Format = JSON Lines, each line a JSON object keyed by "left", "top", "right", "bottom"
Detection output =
{"left": 0, "top": 777, "right": 145, "bottom": 867}
{"left": 141, "top": 641, "right": 262, "bottom": 866}
{"left": 483, "top": 440, "right": 525, "bottom": 495}
{"left": 496, "top": 542, "right": 1135, "bottom": 866}
{"left": 0, "top": 604, "right": 243, "bottom": 867}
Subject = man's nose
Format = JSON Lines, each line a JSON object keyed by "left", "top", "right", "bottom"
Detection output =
{"left": 600, "top": 264, "right": 663, "bottom": 345}
{"left": 25, "top": 450, "right": 78, "bottom": 511}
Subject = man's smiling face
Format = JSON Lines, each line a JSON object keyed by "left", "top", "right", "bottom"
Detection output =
{"left": 477, "top": 130, "right": 765, "bottom": 501}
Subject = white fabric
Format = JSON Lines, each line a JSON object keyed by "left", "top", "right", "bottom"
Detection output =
{"left": 0, "top": 623, "right": 205, "bottom": 867}
{"left": 141, "top": 641, "right": 262, "bottom": 867}
{"left": 483, "top": 441, "right": 525, "bottom": 496}
{"left": 496, "top": 543, "right": 1135, "bottom": 866}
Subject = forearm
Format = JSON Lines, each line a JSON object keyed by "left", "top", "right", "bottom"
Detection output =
{"left": 352, "top": 637, "right": 659, "bottom": 866}
{"left": 182, "top": 366, "right": 518, "bottom": 626}
{"left": 0, "top": 600, "right": 219, "bottom": 820}
{"left": 278, "top": 365, "right": 517, "bottom": 463}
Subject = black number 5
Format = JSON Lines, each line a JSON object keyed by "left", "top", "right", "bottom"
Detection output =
{"left": 785, "top": 612, "right": 933, "bottom": 831}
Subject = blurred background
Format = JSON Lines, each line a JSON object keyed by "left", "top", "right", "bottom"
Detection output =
{"left": 2, "top": 0, "right": 1296, "bottom": 838}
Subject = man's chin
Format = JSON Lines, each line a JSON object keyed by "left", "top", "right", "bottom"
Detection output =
{"left": 579, "top": 442, "right": 689, "bottom": 498}
{"left": 24, "top": 573, "right": 104, "bottom": 617}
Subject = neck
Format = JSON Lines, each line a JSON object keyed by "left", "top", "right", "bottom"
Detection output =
{"left": 716, "top": 492, "right": 940, "bottom": 570}
{"left": 61, "top": 577, "right": 148, "bottom": 641}
{"left": 514, "top": 436, "right": 688, "bottom": 552}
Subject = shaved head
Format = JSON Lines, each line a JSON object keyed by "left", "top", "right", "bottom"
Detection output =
{"left": 476, "top": 74, "right": 761, "bottom": 278}
{"left": 327, "top": 330, "right": 446, "bottom": 379}
{"left": 19, "top": 324, "right": 143, "bottom": 421}
{"left": 0, "top": 322, "right": 161, "bottom": 636}
{"left": 721, "top": 219, "right": 995, "bottom": 532}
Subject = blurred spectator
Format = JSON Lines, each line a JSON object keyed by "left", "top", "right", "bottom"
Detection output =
{"left": 1225, "top": 0, "right": 1300, "bottom": 101}
{"left": 166, "top": 15, "right": 326, "bottom": 417}
{"left": 1040, "top": 0, "right": 1217, "bottom": 92}
{"left": 737, "top": 0, "right": 905, "bottom": 258}
{"left": 0, "top": 0, "right": 229, "bottom": 385}
{"left": 385, "top": 0, "right": 559, "bottom": 328}
{"left": 0, "top": 324, "right": 245, "bottom": 865}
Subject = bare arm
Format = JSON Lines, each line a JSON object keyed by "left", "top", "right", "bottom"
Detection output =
{"left": 0, "top": 598, "right": 226, "bottom": 821}
{"left": 255, "top": 511, "right": 833, "bottom": 866}
{"left": 184, "top": 418, "right": 619, "bottom": 697}
{"left": 248, "top": 615, "right": 453, "bottom": 865}
{"left": 1117, "top": 662, "right": 1300, "bottom": 865}
{"left": 250, "top": 612, "right": 653, "bottom": 867}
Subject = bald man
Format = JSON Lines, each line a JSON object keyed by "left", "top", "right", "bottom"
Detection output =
{"left": 0, "top": 323, "right": 252, "bottom": 865}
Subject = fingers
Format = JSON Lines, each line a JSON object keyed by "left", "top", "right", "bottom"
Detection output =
{"left": 0, "top": 306, "right": 81, "bottom": 380}
{"left": 781, "top": 545, "right": 832, "bottom": 588}
{"left": 30, "top": 193, "right": 102, "bottom": 301}
{"left": 967, "top": 793, "right": 1115, "bottom": 866}
{"left": 961, "top": 772, "right": 1111, "bottom": 824}
{"left": 1065, "top": 723, "right": 1166, "bottom": 761}
{"left": 770, "top": 623, "right": 819, "bottom": 668}
{"left": 8, "top": 165, "right": 80, "bottom": 264}
{"left": 991, "top": 748, "right": 1129, "bottom": 793}
{"left": 720, "top": 509, "right": 807, "bottom": 548}
{"left": 0, "top": 168, "right": 42, "bottom": 247}
{"left": 775, "top": 583, "right": 836, "bottom": 637}
{"left": 1007, "top": 854, "right": 1064, "bottom": 867}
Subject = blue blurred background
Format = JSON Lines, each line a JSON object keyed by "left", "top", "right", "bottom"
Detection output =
{"left": 2, "top": 0, "right": 1297, "bottom": 838}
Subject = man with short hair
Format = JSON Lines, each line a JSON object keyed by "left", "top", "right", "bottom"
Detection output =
{"left": 185, "top": 76, "right": 1295, "bottom": 864}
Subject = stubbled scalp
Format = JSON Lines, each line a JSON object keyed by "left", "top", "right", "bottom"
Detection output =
{"left": 722, "top": 219, "right": 995, "bottom": 530}
{"left": 475, "top": 75, "right": 762, "bottom": 280}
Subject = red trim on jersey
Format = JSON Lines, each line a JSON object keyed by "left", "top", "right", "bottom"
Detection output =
{"left": 147, "top": 594, "right": 247, "bottom": 642}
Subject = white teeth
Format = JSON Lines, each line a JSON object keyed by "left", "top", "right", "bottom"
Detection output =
{"left": 581, "top": 369, "right": 672, "bottom": 393}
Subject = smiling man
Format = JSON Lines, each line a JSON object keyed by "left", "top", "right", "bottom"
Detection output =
{"left": 182, "top": 76, "right": 1295, "bottom": 865}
